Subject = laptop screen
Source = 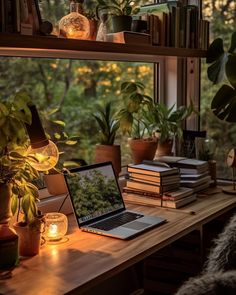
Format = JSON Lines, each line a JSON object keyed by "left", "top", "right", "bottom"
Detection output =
{"left": 65, "top": 162, "right": 125, "bottom": 225}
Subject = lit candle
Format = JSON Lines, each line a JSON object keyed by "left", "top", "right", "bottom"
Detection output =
{"left": 48, "top": 223, "right": 58, "bottom": 238}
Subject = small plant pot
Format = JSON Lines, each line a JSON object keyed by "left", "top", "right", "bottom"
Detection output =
{"left": 13, "top": 221, "right": 43, "bottom": 257}
{"left": 95, "top": 144, "right": 121, "bottom": 177}
{"left": 156, "top": 139, "right": 173, "bottom": 157}
{"left": 129, "top": 138, "right": 158, "bottom": 164}
{"left": 112, "top": 15, "right": 132, "bottom": 33}
{"left": 44, "top": 173, "right": 68, "bottom": 196}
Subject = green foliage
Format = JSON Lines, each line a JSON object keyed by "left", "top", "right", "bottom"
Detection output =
{"left": 207, "top": 31, "right": 236, "bottom": 122}
{"left": 97, "top": 0, "right": 140, "bottom": 16}
{"left": 0, "top": 92, "right": 40, "bottom": 225}
{"left": 93, "top": 102, "right": 119, "bottom": 145}
{"left": 67, "top": 170, "right": 121, "bottom": 218}
{"left": 148, "top": 103, "right": 195, "bottom": 143}
{"left": 118, "top": 81, "right": 154, "bottom": 139}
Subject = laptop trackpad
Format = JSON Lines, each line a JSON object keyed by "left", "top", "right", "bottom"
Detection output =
{"left": 122, "top": 221, "right": 150, "bottom": 230}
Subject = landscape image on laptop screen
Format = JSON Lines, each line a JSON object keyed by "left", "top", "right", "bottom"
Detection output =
{"left": 66, "top": 165, "right": 124, "bottom": 223}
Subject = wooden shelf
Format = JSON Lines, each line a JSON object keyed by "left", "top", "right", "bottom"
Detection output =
{"left": 0, "top": 33, "right": 207, "bottom": 62}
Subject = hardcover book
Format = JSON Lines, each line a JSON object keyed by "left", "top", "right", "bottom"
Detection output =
{"left": 123, "top": 192, "right": 197, "bottom": 209}
{"left": 126, "top": 179, "right": 180, "bottom": 194}
{"left": 128, "top": 163, "right": 179, "bottom": 177}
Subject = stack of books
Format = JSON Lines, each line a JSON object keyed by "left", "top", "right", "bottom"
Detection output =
{"left": 154, "top": 156, "right": 211, "bottom": 193}
{"left": 138, "top": 1, "right": 209, "bottom": 49}
{"left": 123, "top": 163, "right": 197, "bottom": 208}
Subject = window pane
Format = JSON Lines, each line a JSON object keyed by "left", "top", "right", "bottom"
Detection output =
{"left": 0, "top": 58, "right": 153, "bottom": 166}
{"left": 200, "top": 1, "right": 236, "bottom": 179}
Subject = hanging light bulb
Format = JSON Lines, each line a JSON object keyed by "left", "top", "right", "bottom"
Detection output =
{"left": 25, "top": 105, "right": 59, "bottom": 171}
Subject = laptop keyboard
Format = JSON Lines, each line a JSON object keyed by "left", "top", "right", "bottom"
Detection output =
{"left": 91, "top": 212, "right": 143, "bottom": 231}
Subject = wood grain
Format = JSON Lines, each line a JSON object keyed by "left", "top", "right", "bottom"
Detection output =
{"left": 0, "top": 192, "right": 235, "bottom": 295}
{"left": 0, "top": 33, "right": 207, "bottom": 61}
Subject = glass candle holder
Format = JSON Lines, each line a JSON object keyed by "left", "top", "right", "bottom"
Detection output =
{"left": 44, "top": 213, "right": 68, "bottom": 242}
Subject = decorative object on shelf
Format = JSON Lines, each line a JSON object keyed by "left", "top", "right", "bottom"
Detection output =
{"left": 39, "top": 21, "right": 54, "bottom": 36}
{"left": 117, "top": 81, "right": 158, "bottom": 164}
{"left": 206, "top": 31, "right": 236, "bottom": 122}
{"left": 44, "top": 212, "right": 68, "bottom": 242}
{"left": 93, "top": 102, "right": 121, "bottom": 177}
{"left": 97, "top": 0, "right": 140, "bottom": 33}
{"left": 59, "top": 0, "right": 90, "bottom": 39}
{"left": 222, "top": 148, "right": 236, "bottom": 195}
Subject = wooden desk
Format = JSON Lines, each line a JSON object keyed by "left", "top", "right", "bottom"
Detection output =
{"left": 1, "top": 192, "right": 235, "bottom": 295}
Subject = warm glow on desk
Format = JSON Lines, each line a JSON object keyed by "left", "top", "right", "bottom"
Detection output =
{"left": 44, "top": 213, "right": 68, "bottom": 242}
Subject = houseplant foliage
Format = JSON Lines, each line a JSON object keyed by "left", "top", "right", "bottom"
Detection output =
{"left": 0, "top": 91, "right": 40, "bottom": 225}
{"left": 148, "top": 102, "right": 194, "bottom": 156}
{"left": 0, "top": 91, "right": 45, "bottom": 258}
{"left": 93, "top": 101, "right": 121, "bottom": 176}
{"left": 97, "top": 0, "right": 140, "bottom": 33}
{"left": 118, "top": 81, "right": 157, "bottom": 164}
{"left": 206, "top": 31, "right": 236, "bottom": 122}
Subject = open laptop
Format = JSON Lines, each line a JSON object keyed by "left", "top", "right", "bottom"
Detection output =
{"left": 64, "top": 162, "right": 166, "bottom": 240}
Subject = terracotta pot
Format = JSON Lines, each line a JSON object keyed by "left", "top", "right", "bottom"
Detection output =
{"left": 156, "top": 139, "right": 173, "bottom": 157}
{"left": 95, "top": 144, "right": 121, "bottom": 177}
{"left": 13, "top": 220, "right": 43, "bottom": 257}
{"left": 0, "top": 183, "right": 12, "bottom": 223}
{"left": 44, "top": 174, "right": 68, "bottom": 196}
{"left": 129, "top": 138, "right": 158, "bottom": 164}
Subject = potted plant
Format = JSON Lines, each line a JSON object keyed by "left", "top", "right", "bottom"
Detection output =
{"left": 0, "top": 91, "right": 45, "bottom": 259}
{"left": 206, "top": 31, "right": 236, "bottom": 122}
{"left": 97, "top": 0, "right": 140, "bottom": 33}
{"left": 93, "top": 101, "right": 121, "bottom": 177}
{"left": 149, "top": 103, "right": 194, "bottom": 157}
{"left": 118, "top": 81, "right": 158, "bottom": 164}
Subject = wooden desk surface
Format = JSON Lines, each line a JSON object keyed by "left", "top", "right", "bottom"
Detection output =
{"left": 1, "top": 192, "right": 235, "bottom": 295}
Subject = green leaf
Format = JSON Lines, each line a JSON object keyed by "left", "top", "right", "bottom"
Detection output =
{"left": 206, "top": 38, "right": 224, "bottom": 64}
{"left": 211, "top": 84, "right": 236, "bottom": 122}
{"left": 11, "top": 194, "right": 18, "bottom": 216}
{"left": 226, "top": 55, "right": 236, "bottom": 89}
{"left": 65, "top": 140, "right": 78, "bottom": 145}
{"left": 207, "top": 53, "right": 228, "bottom": 84}
{"left": 228, "top": 31, "right": 236, "bottom": 53}
{"left": 52, "top": 120, "right": 66, "bottom": 126}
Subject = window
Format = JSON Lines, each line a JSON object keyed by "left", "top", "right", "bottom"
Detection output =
{"left": 200, "top": 1, "right": 236, "bottom": 179}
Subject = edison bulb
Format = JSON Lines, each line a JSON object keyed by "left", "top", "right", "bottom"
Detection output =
{"left": 27, "top": 140, "right": 59, "bottom": 171}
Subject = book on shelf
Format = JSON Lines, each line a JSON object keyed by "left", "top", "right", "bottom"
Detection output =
{"left": 138, "top": 0, "right": 209, "bottom": 49}
{"left": 128, "top": 173, "right": 180, "bottom": 185}
{"left": 126, "top": 179, "right": 180, "bottom": 194}
{"left": 180, "top": 175, "right": 211, "bottom": 188}
{"left": 128, "top": 163, "right": 179, "bottom": 177}
{"left": 123, "top": 192, "right": 197, "bottom": 209}
{"left": 123, "top": 186, "right": 194, "bottom": 201}
{"left": 106, "top": 31, "right": 151, "bottom": 45}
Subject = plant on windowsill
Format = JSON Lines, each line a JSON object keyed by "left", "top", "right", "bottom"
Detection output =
{"left": 0, "top": 91, "right": 45, "bottom": 262}
{"left": 206, "top": 31, "right": 236, "bottom": 122}
{"left": 93, "top": 101, "right": 121, "bottom": 177}
{"left": 117, "top": 81, "right": 158, "bottom": 164}
{"left": 148, "top": 102, "right": 195, "bottom": 157}
{"left": 97, "top": 0, "right": 140, "bottom": 33}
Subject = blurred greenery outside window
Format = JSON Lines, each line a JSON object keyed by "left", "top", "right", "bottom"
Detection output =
{"left": 200, "top": 0, "right": 236, "bottom": 179}
{"left": 0, "top": 0, "right": 154, "bottom": 167}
